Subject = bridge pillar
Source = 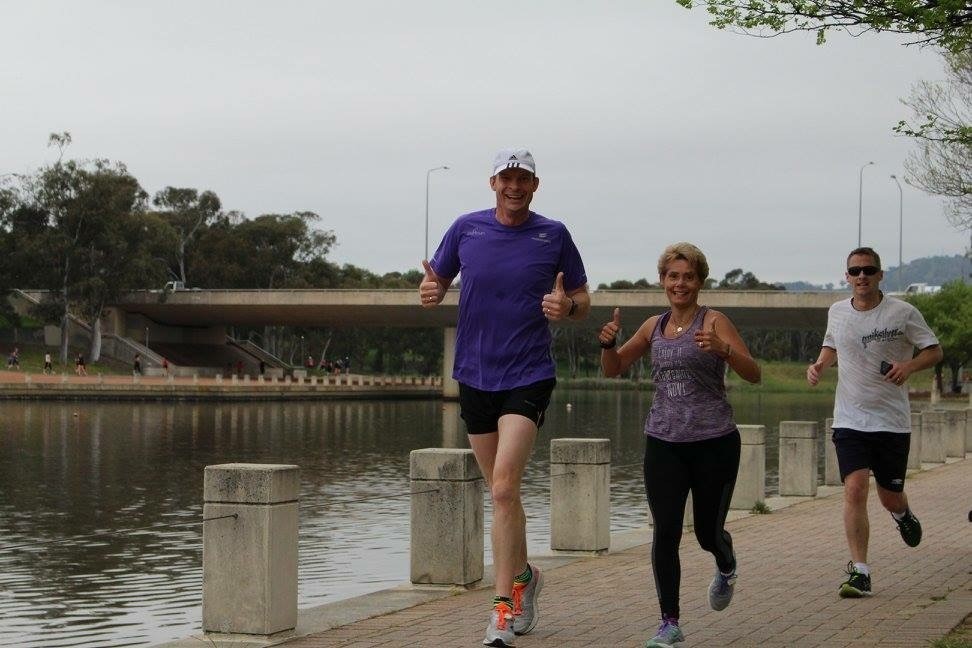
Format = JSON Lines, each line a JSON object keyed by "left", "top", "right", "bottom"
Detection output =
{"left": 442, "top": 327, "right": 458, "bottom": 400}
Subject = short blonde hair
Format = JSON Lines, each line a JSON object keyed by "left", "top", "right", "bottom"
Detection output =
{"left": 657, "top": 242, "right": 709, "bottom": 282}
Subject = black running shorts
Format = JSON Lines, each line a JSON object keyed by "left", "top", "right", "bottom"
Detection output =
{"left": 458, "top": 378, "right": 556, "bottom": 435}
{"left": 832, "top": 428, "right": 911, "bottom": 492}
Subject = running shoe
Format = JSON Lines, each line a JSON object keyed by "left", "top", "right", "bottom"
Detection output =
{"left": 511, "top": 564, "right": 543, "bottom": 635}
{"left": 894, "top": 509, "right": 922, "bottom": 547}
{"left": 838, "top": 562, "right": 872, "bottom": 598}
{"left": 708, "top": 568, "right": 737, "bottom": 611}
{"left": 645, "top": 616, "right": 684, "bottom": 647}
{"left": 483, "top": 601, "right": 515, "bottom": 647}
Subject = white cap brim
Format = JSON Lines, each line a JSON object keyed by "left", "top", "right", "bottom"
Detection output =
{"left": 492, "top": 161, "right": 536, "bottom": 176}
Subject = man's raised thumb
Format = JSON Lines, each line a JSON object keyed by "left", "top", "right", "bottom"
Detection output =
{"left": 613, "top": 307, "right": 621, "bottom": 326}
{"left": 553, "top": 271, "right": 565, "bottom": 293}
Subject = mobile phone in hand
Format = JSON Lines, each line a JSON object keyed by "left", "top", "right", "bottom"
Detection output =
{"left": 880, "top": 361, "right": 893, "bottom": 376}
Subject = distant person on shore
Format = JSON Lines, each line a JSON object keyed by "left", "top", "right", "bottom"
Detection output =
{"left": 259, "top": 360, "right": 266, "bottom": 376}
{"left": 419, "top": 147, "right": 590, "bottom": 647}
{"left": 7, "top": 347, "right": 19, "bottom": 369}
{"left": 133, "top": 353, "right": 142, "bottom": 376}
{"left": 43, "top": 352, "right": 53, "bottom": 375}
{"left": 162, "top": 357, "right": 169, "bottom": 377}
{"left": 598, "top": 242, "right": 760, "bottom": 648}
{"left": 75, "top": 353, "right": 87, "bottom": 376}
{"left": 807, "top": 247, "right": 942, "bottom": 598}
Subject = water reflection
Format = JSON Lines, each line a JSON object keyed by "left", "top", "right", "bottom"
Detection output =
{"left": 0, "top": 390, "right": 834, "bottom": 647}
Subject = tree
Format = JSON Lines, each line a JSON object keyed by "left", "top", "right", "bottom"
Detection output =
{"left": 906, "top": 280, "right": 972, "bottom": 393}
{"left": 716, "top": 268, "right": 785, "bottom": 290}
{"left": 675, "top": 1, "right": 972, "bottom": 52}
{"left": 897, "top": 50, "right": 972, "bottom": 231}
{"left": 152, "top": 187, "right": 221, "bottom": 286}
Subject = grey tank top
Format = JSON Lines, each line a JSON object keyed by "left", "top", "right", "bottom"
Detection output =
{"left": 644, "top": 306, "right": 737, "bottom": 442}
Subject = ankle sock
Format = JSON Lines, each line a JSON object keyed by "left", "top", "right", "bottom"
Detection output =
{"left": 513, "top": 564, "right": 532, "bottom": 584}
{"left": 892, "top": 508, "right": 909, "bottom": 521}
{"left": 853, "top": 562, "right": 870, "bottom": 575}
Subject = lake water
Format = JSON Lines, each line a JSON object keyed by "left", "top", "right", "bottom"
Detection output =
{"left": 0, "top": 389, "right": 835, "bottom": 647}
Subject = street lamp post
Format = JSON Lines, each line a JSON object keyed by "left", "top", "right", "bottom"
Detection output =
{"left": 425, "top": 165, "right": 449, "bottom": 260}
{"left": 857, "top": 161, "right": 875, "bottom": 247}
{"left": 890, "top": 174, "right": 904, "bottom": 291}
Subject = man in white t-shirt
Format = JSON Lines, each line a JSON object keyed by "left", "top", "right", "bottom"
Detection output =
{"left": 807, "top": 247, "right": 942, "bottom": 599}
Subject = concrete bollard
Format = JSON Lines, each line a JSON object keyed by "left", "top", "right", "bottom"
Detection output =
{"left": 732, "top": 425, "right": 766, "bottom": 509}
{"left": 944, "top": 410, "right": 966, "bottom": 458}
{"left": 202, "top": 463, "right": 299, "bottom": 637}
{"left": 550, "top": 438, "right": 610, "bottom": 552}
{"left": 965, "top": 408, "right": 972, "bottom": 453}
{"left": 778, "top": 421, "right": 818, "bottom": 497}
{"left": 919, "top": 410, "right": 946, "bottom": 464}
{"left": 908, "top": 412, "right": 923, "bottom": 470}
{"left": 409, "top": 449, "right": 483, "bottom": 585}
{"left": 823, "top": 417, "right": 840, "bottom": 486}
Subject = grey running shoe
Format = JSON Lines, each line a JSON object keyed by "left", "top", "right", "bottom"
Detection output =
{"left": 483, "top": 602, "right": 515, "bottom": 647}
{"left": 708, "top": 569, "right": 737, "bottom": 611}
{"left": 511, "top": 564, "right": 543, "bottom": 635}
{"left": 838, "top": 562, "right": 872, "bottom": 598}
{"left": 894, "top": 509, "right": 922, "bottom": 547}
{"left": 645, "top": 617, "right": 684, "bottom": 647}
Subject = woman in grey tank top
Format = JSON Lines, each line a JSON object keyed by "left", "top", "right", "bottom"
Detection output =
{"left": 598, "top": 242, "right": 761, "bottom": 648}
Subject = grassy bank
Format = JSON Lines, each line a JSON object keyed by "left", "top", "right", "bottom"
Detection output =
{"left": 561, "top": 360, "right": 939, "bottom": 395}
{"left": 1, "top": 344, "right": 129, "bottom": 376}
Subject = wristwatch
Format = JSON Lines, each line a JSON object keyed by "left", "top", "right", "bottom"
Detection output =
{"left": 567, "top": 297, "right": 577, "bottom": 317}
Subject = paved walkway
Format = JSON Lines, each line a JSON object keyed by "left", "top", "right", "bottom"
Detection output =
{"left": 279, "top": 458, "right": 970, "bottom": 648}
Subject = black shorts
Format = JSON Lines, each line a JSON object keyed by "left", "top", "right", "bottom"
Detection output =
{"left": 832, "top": 428, "right": 910, "bottom": 492}
{"left": 458, "top": 378, "right": 556, "bottom": 435}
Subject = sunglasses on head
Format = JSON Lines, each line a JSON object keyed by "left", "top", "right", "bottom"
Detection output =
{"left": 847, "top": 266, "right": 880, "bottom": 277}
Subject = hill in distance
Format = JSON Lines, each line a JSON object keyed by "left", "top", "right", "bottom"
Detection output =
{"left": 781, "top": 254, "right": 971, "bottom": 292}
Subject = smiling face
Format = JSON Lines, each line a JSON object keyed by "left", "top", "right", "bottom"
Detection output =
{"left": 490, "top": 167, "right": 539, "bottom": 218}
{"left": 661, "top": 258, "right": 702, "bottom": 309}
{"left": 846, "top": 252, "right": 883, "bottom": 301}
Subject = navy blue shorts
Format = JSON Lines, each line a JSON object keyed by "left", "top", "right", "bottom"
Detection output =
{"left": 832, "top": 428, "right": 910, "bottom": 492}
{"left": 458, "top": 378, "right": 556, "bottom": 435}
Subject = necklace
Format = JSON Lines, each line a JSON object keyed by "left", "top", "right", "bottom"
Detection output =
{"left": 670, "top": 307, "right": 698, "bottom": 334}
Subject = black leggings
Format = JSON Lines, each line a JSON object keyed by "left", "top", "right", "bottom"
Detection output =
{"left": 644, "top": 430, "right": 740, "bottom": 619}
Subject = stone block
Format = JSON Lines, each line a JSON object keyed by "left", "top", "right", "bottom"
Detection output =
{"left": 732, "top": 425, "right": 766, "bottom": 509}
{"left": 409, "top": 448, "right": 483, "bottom": 585}
{"left": 908, "top": 412, "right": 922, "bottom": 470}
{"left": 823, "top": 418, "right": 841, "bottom": 485}
{"left": 550, "top": 438, "right": 610, "bottom": 552}
{"left": 201, "top": 463, "right": 299, "bottom": 636}
{"left": 920, "top": 410, "right": 946, "bottom": 464}
{"left": 944, "top": 410, "right": 966, "bottom": 458}
{"left": 778, "top": 421, "right": 818, "bottom": 497}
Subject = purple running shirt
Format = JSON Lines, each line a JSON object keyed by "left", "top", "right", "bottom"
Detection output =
{"left": 645, "top": 307, "right": 737, "bottom": 442}
{"left": 430, "top": 208, "right": 587, "bottom": 391}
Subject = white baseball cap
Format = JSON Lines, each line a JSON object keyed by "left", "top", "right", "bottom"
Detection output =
{"left": 492, "top": 147, "right": 536, "bottom": 176}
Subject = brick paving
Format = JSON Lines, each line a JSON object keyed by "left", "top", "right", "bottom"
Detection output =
{"left": 283, "top": 458, "right": 971, "bottom": 648}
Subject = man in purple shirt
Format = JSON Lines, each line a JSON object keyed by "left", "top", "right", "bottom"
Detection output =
{"left": 419, "top": 147, "right": 589, "bottom": 647}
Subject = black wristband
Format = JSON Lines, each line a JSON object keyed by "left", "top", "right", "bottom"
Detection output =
{"left": 567, "top": 297, "right": 577, "bottom": 317}
{"left": 599, "top": 338, "right": 617, "bottom": 350}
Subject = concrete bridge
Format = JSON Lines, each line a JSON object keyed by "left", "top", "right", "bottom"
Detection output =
{"left": 103, "top": 288, "right": 845, "bottom": 330}
{"left": 22, "top": 289, "right": 848, "bottom": 397}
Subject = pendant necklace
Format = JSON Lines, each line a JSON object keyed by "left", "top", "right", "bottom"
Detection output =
{"left": 671, "top": 307, "right": 698, "bottom": 334}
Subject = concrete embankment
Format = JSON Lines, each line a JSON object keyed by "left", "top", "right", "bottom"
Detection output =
{"left": 0, "top": 372, "right": 440, "bottom": 401}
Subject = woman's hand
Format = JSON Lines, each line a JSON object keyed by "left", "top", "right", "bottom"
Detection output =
{"left": 598, "top": 308, "right": 621, "bottom": 348}
{"left": 694, "top": 318, "right": 730, "bottom": 357}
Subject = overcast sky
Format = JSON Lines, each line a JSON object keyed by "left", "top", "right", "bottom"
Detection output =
{"left": 2, "top": 1, "right": 967, "bottom": 287}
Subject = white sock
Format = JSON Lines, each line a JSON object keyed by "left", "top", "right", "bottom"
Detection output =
{"left": 853, "top": 562, "right": 870, "bottom": 575}
{"left": 891, "top": 508, "right": 908, "bottom": 521}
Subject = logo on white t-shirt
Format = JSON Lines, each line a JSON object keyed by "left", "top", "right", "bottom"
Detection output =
{"left": 861, "top": 327, "right": 903, "bottom": 349}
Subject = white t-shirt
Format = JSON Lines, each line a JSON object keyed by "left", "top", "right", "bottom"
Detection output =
{"left": 823, "top": 295, "right": 939, "bottom": 433}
